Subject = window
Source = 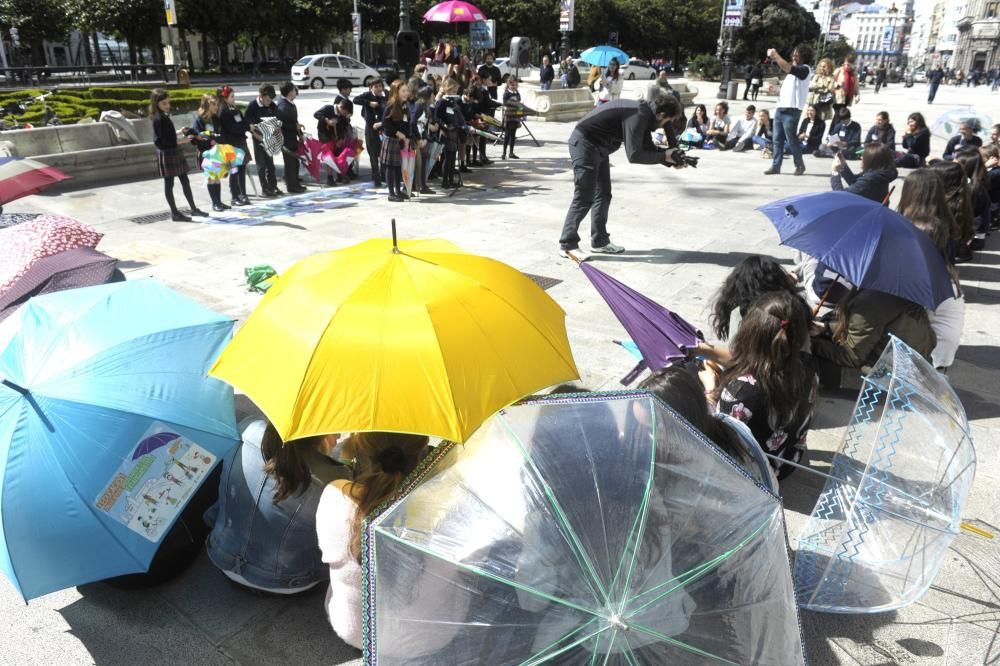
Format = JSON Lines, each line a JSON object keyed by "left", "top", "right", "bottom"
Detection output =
{"left": 321, "top": 56, "right": 341, "bottom": 69}
{"left": 341, "top": 57, "right": 365, "bottom": 70}
{"left": 987, "top": 1, "right": 998, "bottom": 17}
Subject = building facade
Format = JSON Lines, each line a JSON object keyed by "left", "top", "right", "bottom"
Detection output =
{"left": 840, "top": 8, "right": 908, "bottom": 68}
{"left": 953, "top": 0, "right": 1000, "bottom": 74}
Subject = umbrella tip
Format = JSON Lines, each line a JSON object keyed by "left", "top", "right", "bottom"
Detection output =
{"left": 391, "top": 219, "right": 399, "bottom": 253}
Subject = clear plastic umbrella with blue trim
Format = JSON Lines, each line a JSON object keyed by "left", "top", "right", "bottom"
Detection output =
{"left": 0, "top": 279, "right": 239, "bottom": 601}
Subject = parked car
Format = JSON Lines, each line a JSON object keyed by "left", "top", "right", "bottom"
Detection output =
{"left": 369, "top": 61, "right": 403, "bottom": 84}
{"left": 290, "top": 54, "right": 381, "bottom": 89}
{"left": 621, "top": 58, "right": 656, "bottom": 80}
{"left": 913, "top": 68, "right": 927, "bottom": 83}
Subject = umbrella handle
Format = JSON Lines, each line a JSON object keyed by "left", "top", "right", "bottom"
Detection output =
{"left": 391, "top": 218, "right": 399, "bottom": 253}
{"left": 881, "top": 186, "right": 895, "bottom": 207}
{"left": 812, "top": 273, "right": 841, "bottom": 317}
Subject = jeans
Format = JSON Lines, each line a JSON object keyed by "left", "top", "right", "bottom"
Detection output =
{"left": 771, "top": 108, "right": 804, "bottom": 172}
{"left": 560, "top": 132, "right": 612, "bottom": 250}
{"left": 540, "top": 81, "right": 551, "bottom": 90}
{"left": 928, "top": 82, "right": 940, "bottom": 103}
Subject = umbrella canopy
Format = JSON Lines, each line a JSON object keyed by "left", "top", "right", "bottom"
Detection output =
{"left": 362, "top": 391, "right": 805, "bottom": 664}
{"left": 0, "top": 214, "right": 103, "bottom": 297}
{"left": 0, "top": 246, "right": 118, "bottom": 322}
{"left": 795, "top": 336, "right": 976, "bottom": 613}
{"left": 0, "top": 156, "right": 69, "bottom": 206}
{"left": 577, "top": 261, "right": 702, "bottom": 384}
{"left": 422, "top": 0, "right": 486, "bottom": 22}
{"left": 578, "top": 45, "right": 630, "bottom": 67}
{"left": 0, "top": 279, "right": 238, "bottom": 600}
{"left": 210, "top": 234, "right": 579, "bottom": 443}
{"left": 929, "top": 106, "right": 993, "bottom": 141}
{"left": 758, "top": 191, "right": 954, "bottom": 310}
{"left": 201, "top": 143, "right": 247, "bottom": 181}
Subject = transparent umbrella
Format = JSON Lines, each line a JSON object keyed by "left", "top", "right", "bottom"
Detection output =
{"left": 794, "top": 336, "right": 977, "bottom": 613}
{"left": 362, "top": 391, "right": 805, "bottom": 664}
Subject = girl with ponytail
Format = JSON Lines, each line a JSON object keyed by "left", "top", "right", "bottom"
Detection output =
{"left": 317, "top": 431, "right": 429, "bottom": 649}
{"left": 706, "top": 290, "right": 818, "bottom": 480}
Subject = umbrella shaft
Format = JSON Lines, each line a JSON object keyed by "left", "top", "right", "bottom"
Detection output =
{"left": 1, "top": 378, "right": 28, "bottom": 395}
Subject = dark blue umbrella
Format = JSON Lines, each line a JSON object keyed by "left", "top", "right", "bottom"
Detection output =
{"left": 758, "top": 191, "right": 954, "bottom": 310}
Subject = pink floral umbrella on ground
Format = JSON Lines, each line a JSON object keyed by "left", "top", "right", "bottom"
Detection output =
{"left": 0, "top": 215, "right": 102, "bottom": 297}
{"left": 422, "top": 0, "right": 487, "bottom": 23}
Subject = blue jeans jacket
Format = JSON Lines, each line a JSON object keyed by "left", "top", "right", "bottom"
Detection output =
{"left": 204, "top": 419, "right": 349, "bottom": 592}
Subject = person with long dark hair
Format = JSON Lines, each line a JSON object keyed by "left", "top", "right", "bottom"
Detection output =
{"left": 317, "top": 431, "right": 429, "bottom": 649}
{"left": 704, "top": 290, "right": 818, "bottom": 480}
{"left": 955, "top": 148, "right": 992, "bottom": 249}
{"left": 930, "top": 160, "right": 977, "bottom": 261}
{"left": 710, "top": 255, "right": 803, "bottom": 341}
{"left": 150, "top": 88, "right": 206, "bottom": 221}
{"left": 204, "top": 419, "right": 348, "bottom": 594}
{"left": 218, "top": 85, "right": 252, "bottom": 206}
{"left": 863, "top": 110, "right": 896, "bottom": 150}
{"left": 895, "top": 112, "right": 931, "bottom": 168}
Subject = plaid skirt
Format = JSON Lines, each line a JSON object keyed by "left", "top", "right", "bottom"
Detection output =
{"left": 380, "top": 136, "right": 402, "bottom": 168}
{"left": 156, "top": 148, "right": 189, "bottom": 178}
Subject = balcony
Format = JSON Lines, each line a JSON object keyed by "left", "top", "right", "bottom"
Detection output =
{"left": 956, "top": 15, "right": 974, "bottom": 30}
{"left": 971, "top": 18, "right": 1000, "bottom": 40}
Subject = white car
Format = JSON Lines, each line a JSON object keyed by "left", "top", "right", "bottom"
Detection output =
{"left": 495, "top": 57, "right": 537, "bottom": 80}
{"left": 621, "top": 58, "right": 656, "bottom": 80}
{"left": 291, "top": 54, "right": 381, "bottom": 89}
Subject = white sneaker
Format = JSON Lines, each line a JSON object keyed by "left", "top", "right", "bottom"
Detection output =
{"left": 592, "top": 242, "right": 625, "bottom": 254}
{"left": 559, "top": 247, "right": 589, "bottom": 261}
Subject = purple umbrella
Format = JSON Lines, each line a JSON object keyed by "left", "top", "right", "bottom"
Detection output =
{"left": 577, "top": 260, "right": 703, "bottom": 384}
{"left": 0, "top": 247, "right": 119, "bottom": 322}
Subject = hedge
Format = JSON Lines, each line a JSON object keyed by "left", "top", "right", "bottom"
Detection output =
{"left": 1, "top": 86, "right": 216, "bottom": 126}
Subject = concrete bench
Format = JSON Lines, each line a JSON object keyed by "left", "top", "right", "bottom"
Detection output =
{"left": 0, "top": 113, "right": 199, "bottom": 186}
{"left": 631, "top": 81, "right": 699, "bottom": 107}
{"left": 518, "top": 84, "right": 595, "bottom": 122}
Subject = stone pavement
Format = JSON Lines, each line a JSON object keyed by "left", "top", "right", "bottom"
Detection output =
{"left": 1, "top": 79, "right": 998, "bottom": 665}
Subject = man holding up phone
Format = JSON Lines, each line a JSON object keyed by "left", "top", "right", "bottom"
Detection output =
{"left": 763, "top": 45, "right": 813, "bottom": 176}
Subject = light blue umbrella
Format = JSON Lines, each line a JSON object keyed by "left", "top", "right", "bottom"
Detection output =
{"left": 579, "top": 45, "right": 630, "bottom": 67}
{"left": 0, "top": 279, "right": 238, "bottom": 601}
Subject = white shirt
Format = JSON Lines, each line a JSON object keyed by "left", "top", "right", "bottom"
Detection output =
{"left": 317, "top": 486, "right": 363, "bottom": 650}
{"left": 728, "top": 116, "right": 758, "bottom": 142}
{"left": 778, "top": 64, "right": 813, "bottom": 110}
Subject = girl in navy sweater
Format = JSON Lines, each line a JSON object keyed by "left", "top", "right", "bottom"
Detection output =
{"left": 150, "top": 89, "right": 206, "bottom": 221}
{"left": 187, "top": 94, "right": 229, "bottom": 212}
{"left": 381, "top": 79, "right": 411, "bottom": 202}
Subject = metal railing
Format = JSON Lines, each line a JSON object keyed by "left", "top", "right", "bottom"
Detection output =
{"left": 0, "top": 64, "right": 180, "bottom": 89}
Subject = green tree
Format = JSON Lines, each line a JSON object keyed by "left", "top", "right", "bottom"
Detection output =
{"left": 733, "top": 0, "right": 820, "bottom": 64}
{"left": 176, "top": 0, "right": 248, "bottom": 72}
{"left": 66, "top": 0, "right": 165, "bottom": 66}
{"left": 0, "top": 0, "right": 71, "bottom": 65}
{"left": 819, "top": 36, "right": 854, "bottom": 64}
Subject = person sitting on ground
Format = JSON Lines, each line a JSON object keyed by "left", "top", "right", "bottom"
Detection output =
{"left": 956, "top": 148, "right": 993, "bottom": 249}
{"left": 814, "top": 106, "right": 861, "bottom": 158}
{"left": 830, "top": 143, "right": 898, "bottom": 202}
{"left": 683, "top": 104, "right": 710, "bottom": 148}
{"left": 720, "top": 104, "right": 757, "bottom": 151}
{"left": 896, "top": 170, "right": 965, "bottom": 372}
{"left": 317, "top": 431, "right": 430, "bottom": 649}
{"left": 863, "top": 110, "right": 896, "bottom": 150}
{"left": 982, "top": 144, "right": 1000, "bottom": 225}
{"left": 710, "top": 255, "right": 803, "bottom": 340}
{"left": 930, "top": 159, "right": 977, "bottom": 262}
{"left": 705, "top": 101, "right": 731, "bottom": 146}
{"left": 990, "top": 123, "right": 1000, "bottom": 146}
{"left": 796, "top": 104, "right": 826, "bottom": 153}
{"left": 810, "top": 286, "right": 936, "bottom": 387}
{"left": 750, "top": 109, "right": 773, "bottom": 153}
{"left": 204, "top": 418, "right": 348, "bottom": 594}
{"left": 895, "top": 112, "right": 931, "bottom": 168}
{"left": 638, "top": 366, "right": 775, "bottom": 489}
{"left": 943, "top": 120, "right": 983, "bottom": 161}
{"left": 703, "top": 290, "right": 818, "bottom": 481}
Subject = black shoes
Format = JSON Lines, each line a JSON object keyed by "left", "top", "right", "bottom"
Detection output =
{"left": 212, "top": 203, "right": 228, "bottom": 212}
{"left": 794, "top": 166, "right": 805, "bottom": 176}
{"left": 509, "top": 153, "right": 520, "bottom": 159}
{"left": 763, "top": 168, "right": 779, "bottom": 175}
{"left": 420, "top": 187, "right": 436, "bottom": 194}
{"left": 171, "top": 211, "right": 192, "bottom": 222}
{"left": 189, "top": 208, "right": 209, "bottom": 217}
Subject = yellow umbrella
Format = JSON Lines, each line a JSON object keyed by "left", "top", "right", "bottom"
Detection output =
{"left": 209, "top": 226, "right": 579, "bottom": 443}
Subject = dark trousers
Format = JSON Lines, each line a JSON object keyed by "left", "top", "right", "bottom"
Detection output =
{"left": 559, "top": 133, "right": 612, "bottom": 250}
{"left": 282, "top": 149, "right": 301, "bottom": 190}
{"left": 928, "top": 82, "right": 940, "bottom": 103}
{"left": 743, "top": 80, "right": 752, "bottom": 99}
{"left": 503, "top": 122, "right": 518, "bottom": 154}
{"left": 253, "top": 140, "right": 277, "bottom": 192}
{"left": 771, "top": 108, "right": 804, "bottom": 172}
{"left": 364, "top": 125, "right": 382, "bottom": 184}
